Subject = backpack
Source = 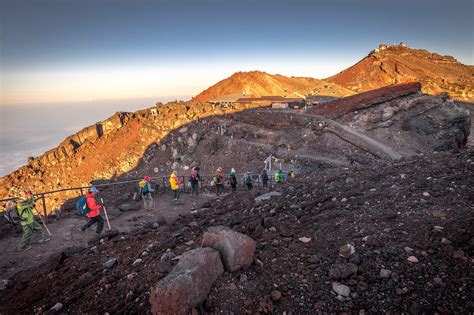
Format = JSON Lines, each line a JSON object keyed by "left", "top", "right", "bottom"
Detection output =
{"left": 213, "top": 174, "right": 221, "bottom": 184}
{"left": 75, "top": 196, "right": 91, "bottom": 216}
{"left": 245, "top": 175, "right": 253, "bottom": 184}
{"left": 229, "top": 174, "right": 237, "bottom": 185}
{"left": 3, "top": 208, "right": 21, "bottom": 225}
{"left": 138, "top": 180, "right": 149, "bottom": 195}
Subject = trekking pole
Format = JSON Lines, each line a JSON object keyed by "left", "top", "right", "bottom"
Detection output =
{"left": 34, "top": 208, "right": 52, "bottom": 236}
{"left": 100, "top": 198, "right": 112, "bottom": 230}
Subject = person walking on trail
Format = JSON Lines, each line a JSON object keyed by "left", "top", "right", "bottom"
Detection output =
{"left": 139, "top": 176, "right": 155, "bottom": 210}
{"left": 190, "top": 167, "right": 201, "bottom": 195}
{"left": 288, "top": 170, "right": 295, "bottom": 178}
{"left": 16, "top": 190, "right": 50, "bottom": 251}
{"left": 259, "top": 169, "right": 269, "bottom": 188}
{"left": 228, "top": 168, "right": 238, "bottom": 192}
{"left": 275, "top": 169, "right": 285, "bottom": 184}
{"left": 169, "top": 172, "right": 182, "bottom": 201}
{"left": 243, "top": 171, "right": 254, "bottom": 191}
{"left": 81, "top": 186, "right": 104, "bottom": 234}
{"left": 213, "top": 167, "right": 225, "bottom": 196}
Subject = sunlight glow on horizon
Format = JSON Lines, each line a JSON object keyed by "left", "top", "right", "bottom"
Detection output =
{"left": 1, "top": 58, "right": 357, "bottom": 105}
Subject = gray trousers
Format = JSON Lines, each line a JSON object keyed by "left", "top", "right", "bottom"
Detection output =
{"left": 143, "top": 194, "right": 154, "bottom": 210}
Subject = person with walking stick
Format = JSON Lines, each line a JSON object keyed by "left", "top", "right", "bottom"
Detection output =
{"left": 16, "top": 190, "right": 50, "bottom": 251}
{"left": 81, "top": 186, "right": 105, "bottom": 234}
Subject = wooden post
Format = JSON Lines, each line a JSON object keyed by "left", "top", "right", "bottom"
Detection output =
{"left": 41, "top": 195, "right": 48, "bottom": 223}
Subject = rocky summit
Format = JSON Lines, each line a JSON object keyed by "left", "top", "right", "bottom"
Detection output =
{"left": 327, "top": 43, "right": 474, "bottom": 102}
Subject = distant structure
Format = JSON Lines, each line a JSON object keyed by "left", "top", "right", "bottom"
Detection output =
{"left": 305, "top": 95, "right": 338, "bottom": 106}
{"left": 237, "top": 96, "right": 304, "bottom": 109}
{"left": 208, "top": 93, "right": 252, "bottom": 105}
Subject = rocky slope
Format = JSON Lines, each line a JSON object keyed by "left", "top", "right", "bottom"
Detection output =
{"left": 0, "top": 101, "right": 268, "bottom": 211}
{"left": 193, "top": 71, "right": 355, "bottom": 103}
{"left": 1, "top": 85, "right": 470, "bottom": 214}
{"left": 1, "top": 148, "right": 472, "bottom": 314}
{"left": 326, "top": 43, "right": 474, "bottom": 102}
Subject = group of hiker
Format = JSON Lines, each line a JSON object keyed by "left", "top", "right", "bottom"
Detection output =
{"left": 138, "top": 167, "right": 293, "bottom": 201}
{"left": 3, "top": 167, "right": 294, "bottom": 252}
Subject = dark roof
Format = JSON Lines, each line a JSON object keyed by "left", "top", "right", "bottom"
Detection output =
{"left": 237, "top": 96, "right": 303, "bottom": 103}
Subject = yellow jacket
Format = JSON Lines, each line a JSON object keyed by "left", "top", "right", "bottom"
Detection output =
{"left": 169, "top": 174, "right": 181, "bottom": 190}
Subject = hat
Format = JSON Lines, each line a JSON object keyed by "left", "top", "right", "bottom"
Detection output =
{"left": 231, "top": 168, "right": 235, "bottom": 173}
{"left": 89, "top": 186, "right": 99, "bottom": 193}
{"left": 144, "top": 176, "right": 151, "bottom": 181}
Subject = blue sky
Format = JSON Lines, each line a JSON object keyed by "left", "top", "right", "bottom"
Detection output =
{"left": 1, "top": 0, "right": 473, "bottom": 104}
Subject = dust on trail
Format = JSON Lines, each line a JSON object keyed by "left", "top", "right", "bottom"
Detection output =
{"left": 0, "top": 191, "right": 216, "bottom": 281}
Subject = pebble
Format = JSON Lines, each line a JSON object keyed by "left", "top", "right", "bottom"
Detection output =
{"left": 380, "top": 269, "right": 392, "bottom": 279}
{"left": 404, "top": 246, "right": 414, "bottom": 253}
{"left": 433, "top": 277, "right": 444, "bottom": 286}
{"left": 339, "top": 244, "right": 356, "bottom": 258}
{"left": 433, "top": 226, "right": 444, "bottom": 233}
{"left": 407, "top": 256, "right": 419, "bottom": 263}
{"left": 239, "top": 274, "right": 248, "bottom": 283}
{"left": 269, "top": 227, "right": 277, "bottom": 232}
{"left": 341, "top": 198, "right": 347, "bottom": 203}
{"left": 369, "top": 188, "right": 377, "bottom": 192}
{"left": 127, "top": 272, "right": 138, "bottom": 280}
{"left": 132, "top": 259, "right": 143, "bottom": 266}
{"left": 422, "top": 192, "right": 430, "bottom": 197}
{"left": 103, "top": 258, "right": 118, "bottom": 269}
{"left": 50, "top": 303, "right": 63, "bottom": 312}
{"left": 332, "top": 282, "right": 350, "bottom": 297}
{"left": 271, "top": 290, "right": 282, "bottom": 301}
{"left": 453, "top": 250, "right": 465, "bottom": 259}
{"left": 441, "top": 238, "right": 452, "bottom": 245}
{"left": 298, "top": 237, "right": 311, "bottom": 243}
{"left": 160, "top": 252, "right": 176, "bottom": 261}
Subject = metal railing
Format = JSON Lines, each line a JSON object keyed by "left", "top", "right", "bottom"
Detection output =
{"left": 0, "top": 172, "right": 290, "bottom": 221}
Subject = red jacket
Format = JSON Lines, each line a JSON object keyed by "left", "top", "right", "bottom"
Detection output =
{"left": 86, "top": 192, "right": 101, "bottom": 218}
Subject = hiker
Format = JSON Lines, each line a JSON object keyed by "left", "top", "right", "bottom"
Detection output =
{"left": 139, "top": 176, "right": 155, "bottom": 210}
{"left": 243, "top": 171, "right": 254, "bottom": 190}
{"left": 4, "top": 200, "right": 20, "bottom": 226}
{"left": 190, "top": 167, "right": 201, "bottom": 195}
{"left": 288, "top": 170, "right": 295, "bottom": 178}
{"left": 213, "top": 167, "right": 225, "bottom": 196}
{"left": 169, "top": 171, "right": 182, "bottom": 201}
{"left": 228, "top": 168, "right": 238, "bottom": 192}
{"left": 81, "top": 186, "right": 104, "bottom": 234}
{"left": 16, "top": 190, "right": 50, "bottom": 251}
{"left": 275, "top": 169, "right": 285, "bottom": 184}
{"left": 259, "top": 169, "right": 269, "bottom": 188}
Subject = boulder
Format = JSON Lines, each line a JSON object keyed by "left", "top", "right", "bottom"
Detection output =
{"left": 149, "top": 247, "right": 224, "bottom": 315}
{"left": 201, "top": 226, "right": 256, "bottom": 272}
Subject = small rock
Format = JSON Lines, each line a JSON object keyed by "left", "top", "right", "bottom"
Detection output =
{"left": 127, "top": 272, "right": 138, "bottom": 280}
{"left": 345, "top": 177, "right": 355, "bottom": 184}
{"left": 341, "top": 198, "right": 347, "bottom": 202}
{"left": 453, "top": 250, "right": 465, "bottom": 259}
{"left": 0, "top": 279, "right": 8, "bottom": 291}
{"left": 432, "top": 210, "right": 446, "bottom": 218}
{"left": 422, "top": 191, "right": 430, "bottom": 197}
{"left": 433, "top": 277, "right": 444, "bottom": 286}
{"left": 339, "top": 244, "right": 356, "bottom": 258}
{"left": 299, "top": 237, "right": 311, "bottom": 243}
{"left": 404, "top": 246, "right": 414, "bottom": 253}
{"left": 380, "top": 269, "right": 392, "bottom": 279}
{"left": 407, "top": 256, "right": 419, "bottom": 263}
{"left": 369, "top": 188, "right": 377, "bottom": 192}
{"left": 160, "top": 252, "right": 176, "bottom": 261}
{"left": 142, "top": 251, "right": 149, "bottom": 257}
{"left": 332, "top": 282, "right": 350, "bottom": 297}
{"left": 133, "top": 259, "right": 143, "bottom": 266}
{"left": 271, "top": 290, "right": 282, "bottom": 301}
{"left": 269, "top": 227, "right": 277, "bottom": 232}
{"left": 103, "top": 258, "right": 117, "bottom": 269}
{"left": 188, "top": 221, "right": 199, "bottom": 227}
{"left": 239, "top": 274, "right": 248, "bottom": 283}
{"left": 441, "top": 238, "right": 452, "bottom": 245}
{"left": 433, "top": 226, "right": 444, "bottom": 233}
{"left": 50, "top": 303, "right": 63, "bottom": 312}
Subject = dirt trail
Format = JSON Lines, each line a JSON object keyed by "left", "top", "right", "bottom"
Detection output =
{"left": 0, "top": 191, "right": 217, "bottom": 281}
{"left": 325, "top": 120, "right": 403, "bottom": 160}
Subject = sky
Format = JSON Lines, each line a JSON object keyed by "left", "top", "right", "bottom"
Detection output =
{"left": 0, "top": 0, "right": 472, "bottom": 105}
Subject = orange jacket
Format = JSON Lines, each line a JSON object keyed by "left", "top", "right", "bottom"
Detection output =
{"left": 86, "top": 192, "right": 101, "bottom": 218}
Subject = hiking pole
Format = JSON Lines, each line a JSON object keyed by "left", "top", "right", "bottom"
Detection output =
{"left": 100, "top": 198, "right": 112, "bottom": 230}
{"left": 33, "top": 208, "right": 52, "bottom": 236}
